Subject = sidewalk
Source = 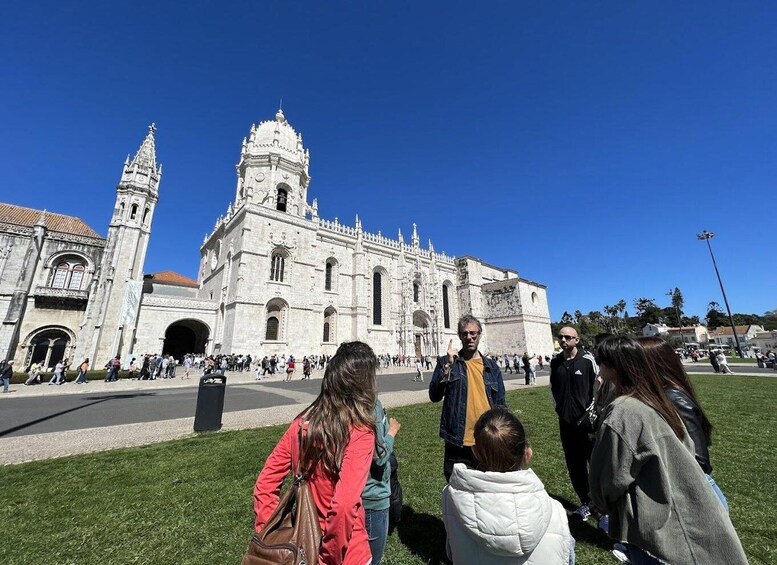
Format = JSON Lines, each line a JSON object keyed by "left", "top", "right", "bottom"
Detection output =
{"left": 0, "top": 364, "right": 413, "bottom": 399}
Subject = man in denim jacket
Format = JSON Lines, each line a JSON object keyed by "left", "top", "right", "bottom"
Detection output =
{"left": 429, "top": 314, "right": 506, "bottom": 481}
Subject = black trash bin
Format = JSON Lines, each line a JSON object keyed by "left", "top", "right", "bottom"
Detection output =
{"left": 194, "top": 375, "right": 227, "bottom": 432}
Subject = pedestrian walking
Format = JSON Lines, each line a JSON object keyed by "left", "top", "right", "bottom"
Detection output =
{"left": 414, "top": 358, "right": 424, "bottom": 382}
{"left": 49, "top": 360, "right": 65, "bottom": 385}
{"left": 285, "top": 357, "right": 295, "bottom": 381}
{"left": 716, "top": 350, "right": 734, "bottom": 374}
{"left": 24, "top": 362, "right": 42, "bottom": 386}
{"left": 0, "top": 359, "right": 13, "bottom": 393}
{"left": 74, "top": 358, "right": 90, "bottom": 384}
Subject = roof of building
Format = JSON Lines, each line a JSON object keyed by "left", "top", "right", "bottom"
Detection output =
{"left": 147, "top": 271, "right": 199, "bottom": 288}
{"left": 666, "top": 326, "right": 706, "bottom": 332}
{"left": 0, "top": 202, "right": 102, "bottom": 239}
{"left": 709, "top": 324, "right": 761, "bottom": 336}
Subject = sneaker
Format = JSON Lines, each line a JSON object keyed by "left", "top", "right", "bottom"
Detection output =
{"left": 598, "top": 514, "right": 609, "bottom": 533}
{"left": 611, "top": 548, "right": 631, "bottom": 563}
{"left": 570, "top": 504, "right": 592, "bottom": 521}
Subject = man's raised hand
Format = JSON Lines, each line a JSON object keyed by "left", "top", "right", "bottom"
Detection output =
{"left": 446, "top": 339, "right": 457, "bottom": 366}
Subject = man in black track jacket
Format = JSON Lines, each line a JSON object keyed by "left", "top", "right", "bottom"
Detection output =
{"left": 550, "top": 326, "right": 598, "bottom": 521}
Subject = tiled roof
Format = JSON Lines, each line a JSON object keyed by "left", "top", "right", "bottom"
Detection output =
{"left": 0, "top": 202, "right": 102, "bottom": 239}
{"left": 149, "top": 271, "right": 199, "bottom": 287}
{"left": 710, "top": 325, "right": 755, "bottom": 336}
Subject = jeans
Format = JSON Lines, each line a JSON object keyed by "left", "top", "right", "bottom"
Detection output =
{"left": 626, "top": 545, "right": 664, "bottom": 564}
{"left": 365, "top": 507, "right": 389, "bottom": 565}
{"left": 443, "top": 443, "right": 477, "bottom": 482}
{"left": 2, "top": 377, "right": 9, "bottom": 392}
{"left": 705, "top": 473, "right": 730, "bottom": 513}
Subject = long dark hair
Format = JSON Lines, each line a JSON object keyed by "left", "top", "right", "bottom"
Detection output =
{"left": 638, "top": 336, "right": 713, "bottom": 443}
{"left": 298, "top": 341, "right": 378, "bottom": 476}
{"left": 595, "top": 336, "right": 686, "bottom": 440}
{"left": 474, "top": 407, "right": 528, "bottom": 473}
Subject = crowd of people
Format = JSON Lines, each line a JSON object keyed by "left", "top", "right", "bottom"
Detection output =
{"left": 248, "top": 315, "right": 747, "bottom": 565}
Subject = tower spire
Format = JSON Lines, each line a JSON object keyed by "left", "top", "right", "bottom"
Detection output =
{"left": 130, "top": 123, "right": 159, "bottom": 171}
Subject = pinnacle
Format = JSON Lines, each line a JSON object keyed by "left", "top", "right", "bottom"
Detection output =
{"left": 130, "top": 123, "right": 159, "bottom": 171}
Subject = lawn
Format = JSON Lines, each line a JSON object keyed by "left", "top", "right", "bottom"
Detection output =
{"left": 1, "top": 375, "right": 774, "bottom": 564}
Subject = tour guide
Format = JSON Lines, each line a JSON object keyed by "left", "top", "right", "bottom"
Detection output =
{"left": 429, "top": 314, "right": 506, "bottom": 481}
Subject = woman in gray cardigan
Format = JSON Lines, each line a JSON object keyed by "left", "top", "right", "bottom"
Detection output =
{"left": 589, "top": 336, "right": 747, "bottom": 565}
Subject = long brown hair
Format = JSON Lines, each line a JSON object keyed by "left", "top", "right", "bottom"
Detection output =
{"left": 473, "top": 407, "right": 528, "bottom": 473}
{"left": 595, "top": 336, "right": 686, "bottom": 440}
{"left": 298, "top": 341, "right": 377, "bottom": 476}
{"left": 637, "top": 336, "right": 713, "bottom": 443}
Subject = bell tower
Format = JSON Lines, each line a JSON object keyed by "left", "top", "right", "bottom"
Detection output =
{"left": 83, "top": 124, "right": 161, "bottom": 364}
{"left": 233, "top": 109, "right": 312, "bottom": 218}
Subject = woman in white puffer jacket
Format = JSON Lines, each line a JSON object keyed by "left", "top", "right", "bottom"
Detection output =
{"left": 442, "top": 407, "right": 574, "bottom": 564}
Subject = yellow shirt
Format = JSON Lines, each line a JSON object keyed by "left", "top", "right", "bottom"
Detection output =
{"left": 463, "top": 356, "right": 490, "bottom": 446}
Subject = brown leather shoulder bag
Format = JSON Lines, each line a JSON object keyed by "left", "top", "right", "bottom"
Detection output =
{"left": 242, "top": 425, "right": 322, "bottom": 565}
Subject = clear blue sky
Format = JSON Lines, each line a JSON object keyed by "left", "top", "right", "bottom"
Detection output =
{"left": 2, "top": 2, "right": 775, "bottom": 321}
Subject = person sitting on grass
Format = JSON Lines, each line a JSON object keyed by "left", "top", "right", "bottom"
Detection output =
{"left": 442, "top": 406, "right": 574, "bottom": 564}
{"left": 590, "top": 336, "right": 747, "bottom": 565}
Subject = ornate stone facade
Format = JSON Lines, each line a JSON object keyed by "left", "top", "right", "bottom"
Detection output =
{"left": 0, "top": 111, "right": 553, "bottom": 368}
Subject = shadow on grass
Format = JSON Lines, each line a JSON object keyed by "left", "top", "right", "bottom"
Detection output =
{"left": 549, "top": 493, "right": 614, "bottom": 549}
{"left": 395, "top": 505, "right": 451, "bottom": 565}
{"left": 0, "top": 392, "right": 158, "bottom": 437}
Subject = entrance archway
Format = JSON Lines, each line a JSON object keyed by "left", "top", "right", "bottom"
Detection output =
{"left": 413, "top": 310, "right": 432, "bottom": 358}
{"left": 162, "top": 319, "right": 210, "bottom": 360}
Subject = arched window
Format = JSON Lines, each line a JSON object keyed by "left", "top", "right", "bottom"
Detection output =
{"left": 68, "top": 265, "right": 85, "bottom": 290}
{"left": 265, "top": 298, "right": 288, "bottom": 342}
{"left": 119, "top": 202, "right": 125, "bottom": 219}
{"left": 372, "top": 271, "right": 382, "bottom": 325}
{"left": 276, "top": 187, "right": 288, "bottom": 212}
{"left": 52, "top": 263, "right": 69, "bottom": 289}
{"left": 323, "top": 306, "right": 337, "bottom": 343}
{"left": 270, "top": 252, "right": 285, "bottom": 282}
{"left": 142, "top": 207, "right": 150, "bottom": 225}
{"left": 325, "top": 262, "right": 333, "bottom": 291}
{"left": 413, "top": 281, "right": 420, "bottom": 303}
{"left": 266, "top": 317, "right": 279, "bottom": 340}
{"left": 26, "top": 328, "right": 73, "bottom": 369}
{"left": 130, "top": 204, "right": 138, "bottom": 220}
{"left": 49, "top": 257, "right": 89, "bottom": 291}
{"left": 442, "top": 284, "right": 451, "bottom": 329}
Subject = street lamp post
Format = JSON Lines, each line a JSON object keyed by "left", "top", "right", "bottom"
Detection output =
{"left": 697, "top": 230, "right": 743, "bottom": 358}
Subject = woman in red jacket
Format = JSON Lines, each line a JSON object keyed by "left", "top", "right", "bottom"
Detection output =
{"left": 253, "top": 341, "right": 378, "bottom": 565}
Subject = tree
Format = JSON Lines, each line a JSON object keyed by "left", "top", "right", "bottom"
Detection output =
{"left": 634, "top": 297, "right": 661, "bottom": 326}
{"left": 670, "top": 288, "right": 684, "bottom": 317}
{"left": 706, "top": 301, "right": 725, "bottom": 329}
{"left": 599, "top": 299, "right": 630, "bottom": 334}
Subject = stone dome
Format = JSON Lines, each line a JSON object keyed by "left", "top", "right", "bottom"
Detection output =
{"left": 244, "top": 109, "right": 306, "bottom": 164}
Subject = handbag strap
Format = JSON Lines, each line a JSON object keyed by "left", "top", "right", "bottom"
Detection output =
{"left": 295, "top": 421, "right": 310, "bottom": 481}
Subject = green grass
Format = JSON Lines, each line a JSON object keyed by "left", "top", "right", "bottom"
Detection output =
{"left": 1, "top": 375, "right": 775, "bottom": 564}
{"left": 727, "top": 357, "right": 758, "bottom": 363}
